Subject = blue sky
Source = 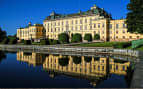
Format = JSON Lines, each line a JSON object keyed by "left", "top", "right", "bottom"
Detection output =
{"left": 0, "top": 0, "right": 130, "bottom": 35}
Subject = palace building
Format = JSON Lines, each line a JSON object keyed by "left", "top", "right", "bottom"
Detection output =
{"left": 17, "top": 4, "right": 143, "bottom": 42}
{"left": 17, "top": 22, "right": 45, "bottom": 42}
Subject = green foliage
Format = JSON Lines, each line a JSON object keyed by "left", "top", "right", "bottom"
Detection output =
{"left": 71, "top": 33, "right": 82, "bottom": 43}
{"left": 24, "top": 40, "right": 31, "bottom": 45}
{"left": 49, "top": 39, "right": 60, "bottom": 45}
{"left": 40, "top": 39, "right": 49, "bottom": 45}
{"left": 72, "top": 56, "right": 82, "bottom": 64}
{"left": 94, "top": 34, "right": 100, "bottom": 40}
{"left": 84, "top": 34, "right": 92, "bottom": 42}
{"left": 84, "top": 56, "right": 92, "bottom": 63}
{"left": 58, "top": 33, "right": 69, "bottom": 44}
{"left": 1, "top": 38, "right": 9, "bottom": 44}
{"left": 0, "top": 27, "right": 7, "bottom": 42}
{"left": 58, "top": 57, "right": 69, "bottom": 66}
{"left": 113, "top": 42, "right": 131, "bottom": 48}
{"left": 126, "top": 0, "right": 143, "bottom": 33}
{"left": 21, "top": 39, "right": 24, "bottom": 43}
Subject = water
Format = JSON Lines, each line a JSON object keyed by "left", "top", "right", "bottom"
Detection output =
{"left": 0, "top": 51, "right": 135, "bottom": 88}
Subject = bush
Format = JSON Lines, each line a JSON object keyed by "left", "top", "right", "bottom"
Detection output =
{"left": 94, "top": 34, "right": 100, "bottom": 40}
{"left": 58, "top": 33, "right": 69, "bottom": 44}
{"left": 21, "top": 39, "right": 24, "bottom": 43}
{"left": 41, "top": 39, "right": 49, "bottom": 45}
{"left": 24, "top": 40, "right": 31, "bottom": 45}
{"left": 8, "top": 38, "right": 17, "bottom": 44}
{"left": 113, "top": 42, "right": 131, "bottom": 48}
{"left": 84, "top": 56, "right": 92, "bottom": 63}
{"left": 1, "top": 38, "right": 9, "bottom": 44}
{"left": 71, "top": 33, "right": 82, "bottom": 43}
{"left": 84, "top": 34, "right": 92, "bottom": 42}
{"left": 72, "top": 56, "right": 82, "bottom": 64}
{"left": 58, "top": 57, "right": 69, "bottom": 66}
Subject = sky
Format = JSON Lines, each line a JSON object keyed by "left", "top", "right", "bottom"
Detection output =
{"left": 0, "top": 0, "right": 130, "bottom": 35}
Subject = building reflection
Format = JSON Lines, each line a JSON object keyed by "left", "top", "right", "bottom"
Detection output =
{"left": 16, "top": 51, "right": 132, "bottom": 87}
{"left": 17, "top": 51, "right": 46, "bottom": 66}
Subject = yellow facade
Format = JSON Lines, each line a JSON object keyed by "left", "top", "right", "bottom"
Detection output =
{"left": 17, "top": 23, "right": 45, "bottom": 41}
{"left": 43, "top": 5, "right": 143, "bottom": 42}
{"left": 16, "top": 51, "right": 131, "bottom": 87}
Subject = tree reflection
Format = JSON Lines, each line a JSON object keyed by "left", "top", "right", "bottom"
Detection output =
{"left": 58, "top": 57, "right": 69, "bottom": 66}
{"left": 84, "top": 56, "right": 92, "bottom": 63}
{"left": 72, "top": 56, "right": 82, "bottom": 64}
{"left": 0, "top": 51, "right": 6, "bottom": 63}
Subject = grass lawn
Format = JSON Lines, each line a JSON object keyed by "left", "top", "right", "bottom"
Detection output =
{"left": 74, "top": 42, "right": 125, "bottom": 47}
{"left": 73, "top": 42, "right": 143, "bottom": 51}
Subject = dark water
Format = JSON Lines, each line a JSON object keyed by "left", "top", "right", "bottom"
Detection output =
{"left": 0, "top": 51, "right": 135, "bottom": 88}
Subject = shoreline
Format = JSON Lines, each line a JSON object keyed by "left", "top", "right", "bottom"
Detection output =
{"left": 0, "top": 44, "right": 141, "bottom": 58}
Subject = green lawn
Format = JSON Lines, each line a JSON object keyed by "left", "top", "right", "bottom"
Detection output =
{"left": 73, "top": 42, "right": 143, "bottom": 51}
{"left": 74, "top": 42, "right": 125, "bottom": 47}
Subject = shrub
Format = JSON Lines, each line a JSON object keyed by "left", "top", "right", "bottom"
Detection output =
{"left": 41, "top": 39, "right": 49, "bottom": 45}
{"left": 24, "top": 40, "right": 31, "bottom": 45}
{"left": 113, "top": 42, "right": 131, "bottom": 48}
{"left": 72, "top": 56, "right": 82, "bottom": 64}
{"left": 84, "top": 34, "right": 92, "bottom": 42}
{"left": 1, "top": 38, "right": 9, "bottom": 44}
{"left": 84, "top": 56, "right": 92, "bottom": 63}
{"left": 94, "top": 34, "right": 100, "bottom": 40}
{"left": 58, "top": 57, "right": 69, "bottom": 66}
{"left": 71, "top": 33, "right": 82, "bottom": 43}
{"left": 8, "top": 38, "right": 17, "bottom": 44}
{"left": 21, "top": 39, "right": 24, "bottom": 43}
{"left": 58, "top": 33, "right": 69, "bottom": 44}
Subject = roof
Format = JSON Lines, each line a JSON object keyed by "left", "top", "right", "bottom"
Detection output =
{"left": 18, "top": 23, "right": 43, "bottom": 29}
{"left": 44, "top": 5, "right": 112, "bottom": 21}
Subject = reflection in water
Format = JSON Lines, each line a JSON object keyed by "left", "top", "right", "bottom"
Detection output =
{"left": 16, "top": 51, "right": 133, "bottom": 87}
{"left": 0, "top": 51, "right": 6, "bottom": 63}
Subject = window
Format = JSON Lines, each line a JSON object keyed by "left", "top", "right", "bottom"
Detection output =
{"left": 130, "top": 36, "right": 132, "bottom": 39}
{"left": 66, "top": 21, "right": 69, "bottom": 25}
{"left": 85, "top": 25, "right": 87, "bottom": 30}
{"left": 62, "top": 22, "right": 64, "bottom": 25}
{"left": 102, "top": 31, "right": 104, "bottom": 34}
{"left": 122, "top": 66, "right": 125, "bottom": 71}
{"left": 80, "top": 26, "right": 82, "bottom": 30}
{"left": 94, "top": 24, "right": 96, "bottom": 28}
{"left": 116, "top": 24, "right": 119, "bottom": 29}
{"left": 116, "top": 31, "right": 118, "bottom": 34}
{"left": 123, "top": 24, "right": 126, "bottom": 28}
{"left": 116, "top": 65, "right": 118, "bottom": 70}
{"left": 80, "top": 19, "right": 82, "bottom": 24}
{"left": 137, "top": 36, "right": 139, "bottom": 39}
{"left": 110, "top": 36, "right": 112, "bottom": 39}
{"left": 85, "top": 19, "right": 87, "bottom": 23}
{"left": 71, "top": 21, "right": 73, "bottom": 24}
{"left": 102, "top": 24, "right": 105, "bottom": 28}
{"left": 110, "top": 31, "right": 112, "bottom": 34}
{"left": 98, "top": 24, "right": 100, "bottom": 28}
{"left": 123, "top": 36, "right": 125, "bottom": 39}
{"left": 90, "top": 25, "right": 92, "bottom": 29}
{"left": 116, "top": 36, "right": 118, "bottom": 39}
{"left": 110, "top": 24, "right": 112, "bottom": 29}
{"left": 75, "top": 26, "right": 78, "bottom": 30}
{"left": 123, "top": 30, "right": 125, "bottom": 33}
{"left": 75, "top": 20, "right": 78, "bottom": 24}
{"left": 103, "top": 36, "right": 104, "bottom": 39}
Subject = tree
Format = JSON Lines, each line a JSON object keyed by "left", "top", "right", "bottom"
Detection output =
{"left": 58, "top": 33, "right": 69, "bottom": 44}
{"left": 84, "top": 56, "right": 92, "bottom": 63}
{"left": 58, "top": 57, "right": 69, "bottom": 66}
{"left": 0, "top": 27, "right": 7, "bottom": 42}
{"left": 0, "top": 51, "right": 6, "bottom": 64}
{"left": 94, "top": 34, "right": 100, "bottom": 40}
{"left": 71, "top": 33, "right": 82, "bottom": 43}
{"left": 126, "top": 0, "right": 143, "bottom": 33}
{"left": 84, "top": 34, "right": 92, "bottom": 42}
{"left": 72, "top": 56, "right": 82, "bottom": 64}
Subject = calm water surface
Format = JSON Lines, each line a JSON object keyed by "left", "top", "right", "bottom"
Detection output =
{"left": 0, "top": 51, "right": 135, "bottom": 88}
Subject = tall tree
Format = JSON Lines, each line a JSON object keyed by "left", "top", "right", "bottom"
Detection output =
{"left": 0, "top": 27, "right": 7, "bottom": 42}
{"left": 126, "top": 0, "right": 143, "bottom": 34}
